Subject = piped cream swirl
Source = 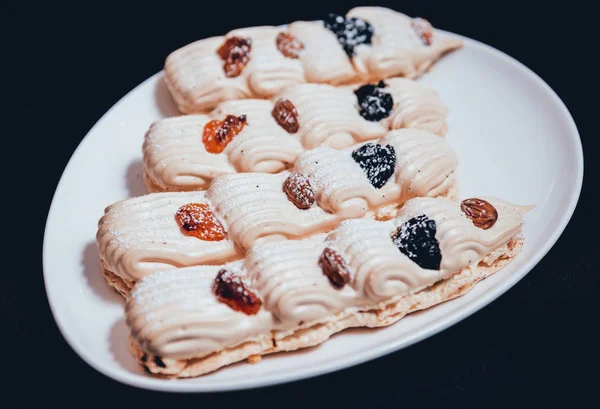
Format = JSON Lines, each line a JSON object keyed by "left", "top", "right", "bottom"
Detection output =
{"left": 382, "top": 78, "right": 448, "bottom": 136}
{"left": 126, "top": 265, "right": 273, "bottom": 360}
{"left": 294, "top": 129, "right": 457, "bottom": 218}
{"left": 164, "top": 36, "right": 251, "bottom": 114}
{"left": 163, "top": 7, "right": 462, "bottom": 113}
{"left": 144, "top": 78, "right": 448, "bottom": 193}
{"left": 96, "top": 192, "right": 240, "bottom": 281}
{"left": 277, "top": 83, "right": 384, "bottom": 149}
{"left": 395, "top": 197, "right": 527, "bottom": 279}
{"left": 245, "top": 237, "right": 348, "bottom": 326}
{"left": 206, "top": 173, "right": 339, "bottom": 251}
{"left": 228, "top": 27, "right": 305, "bottom": 97}
{"left": 99, "top": 173, "right": 340, "bottom": 282}
{"left": 211, "top": 99, "right": 304, "bottom": 173}
{"left": 143, "top": 115, "right": 236, "bottom": 192}
{"left": 126, "top": 196, "right": 529, "bottom": 360}
{"left": 348, "top": 7, "right": 463, "bottom": 80}
{"left": 110, "top": 128, "right": 458, "bottom": 282}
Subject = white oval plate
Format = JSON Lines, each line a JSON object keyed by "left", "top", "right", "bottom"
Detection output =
{"left": 43, "top": 33, "right": 582, "bottom": 392}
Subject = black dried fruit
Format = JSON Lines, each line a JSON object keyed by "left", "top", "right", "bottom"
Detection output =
{"left": 324, "top": 13, "right": 346, "bottom": 33}
{"left": 354, "top": 81, "right": 393, "bottom": 121}
{"left": 153, "top": 356, "right": 166, "bottom": 368}
{"left": 351, "top": 143, "right": 396, "bottom": 188}
{"left": 324, "top": 13, "right": 373, "bottom": 57}
{"left": 392, "top": 214, "right": 441, "bottom": 270}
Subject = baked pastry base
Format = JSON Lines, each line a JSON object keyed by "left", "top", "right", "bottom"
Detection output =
{"left": 100, "top": 261, "right": 134, "bottom": 298}
{"left": 131, "top": 236, "right": 522, "bottom": 378}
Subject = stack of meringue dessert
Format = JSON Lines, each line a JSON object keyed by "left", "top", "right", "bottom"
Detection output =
{"left": 96, "top": 7, "right": 532, "bottom": 378}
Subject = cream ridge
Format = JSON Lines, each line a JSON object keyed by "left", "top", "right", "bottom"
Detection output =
{"left": 164, "top": 7, "right": 462, "bottom": 113}
{"left": 126, "top": 197, "right": 530, "bottom": 360}
{"left": 101, "top": 130, "right": 458, "bottom": 283}
{"left": 144, "top": 78, "right": 449, "bottom": 193}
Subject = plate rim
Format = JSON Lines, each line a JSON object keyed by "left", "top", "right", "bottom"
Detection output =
{"left": 42, "top": 31, "right": 584, "bottom": 393}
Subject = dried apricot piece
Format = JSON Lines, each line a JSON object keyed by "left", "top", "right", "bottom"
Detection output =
{"left": 213, "top": 269, "right": 262, "bottom": 315}
{"left": 175, "top": 203, "right": 226, "bottom": 241}
{"left": 202, "top": 114, "right": 247, "bottom": 154}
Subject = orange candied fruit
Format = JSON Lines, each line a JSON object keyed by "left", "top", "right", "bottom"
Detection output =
{"left": 175, "top": 203, "right": 226, "bottom": 241}
{"left": 202, "top": 114, "right": 247, "bottom": 154}
{"left": 213, "top": 269, "right": 262, "bottom": 315}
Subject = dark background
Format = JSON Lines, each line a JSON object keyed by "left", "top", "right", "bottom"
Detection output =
{"left": 3, "top": 0, "right": 597, "bottom": 407}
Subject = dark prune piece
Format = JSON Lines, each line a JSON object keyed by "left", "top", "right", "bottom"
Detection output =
{"left": 324, "top": 13, "right": 373, "bottom": 57}
{"left": 153, "top": 356, "right": 166, "bottom": 368}
{"left": 392, "top": 214, "right": 441, "bottom": 270}
{"left": 354, "top": 81, "right": 393, "bottom": 121}
{"left": 351, "top": 143, "right": 396, "bottom": 189}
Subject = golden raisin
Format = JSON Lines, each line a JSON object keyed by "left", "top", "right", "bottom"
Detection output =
{"left": 276, "top": 32, "right": 304, "bottom": 59}
{"left": 283, "top": 173, "right": 314, "bottom": 209}
{"left": 213, "top": 269, "right": 262, "bottom": 315}
{"left": 202, "top": 114, "right": 247, "bottom": 154}
{"left": 411, "top": 18, "right": 433, "bottom": 46}
{"left": 460, "top": 198, "right": 498, "bottom": 230}
{"left": 217, "top": 36, "right": 252, "bottom": 77}
{"left": 319, "top": 248, "right": 351, "bottom": 288}
{"left": 175, "top": 203, "right": 226, "bottom": 241}
{"left": 272, "top": 98, "right": 300, "bottom": 133}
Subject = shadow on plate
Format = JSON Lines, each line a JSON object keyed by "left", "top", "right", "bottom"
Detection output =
{"left": 125, "top": 159, "right": 147, "bottom": 198}
{"left": 81, "top": 240, "right": 123, "bottom": 304}
{"left": 155, "top": 75, "right": 180, "bottom": 118}
{"left": 110, "top": 318, "right": 141, "bottom": 374}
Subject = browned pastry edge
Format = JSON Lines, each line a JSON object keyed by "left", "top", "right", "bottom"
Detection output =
{"left": 100, "top": 261, "right": 135, "bottom": 298}
{"left": 130, "top": 236, "right": 522, "bottom": 378}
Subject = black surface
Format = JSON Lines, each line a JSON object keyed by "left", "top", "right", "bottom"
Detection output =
{"left": 4, "top": 1, "right": 597, "bottom": 407}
